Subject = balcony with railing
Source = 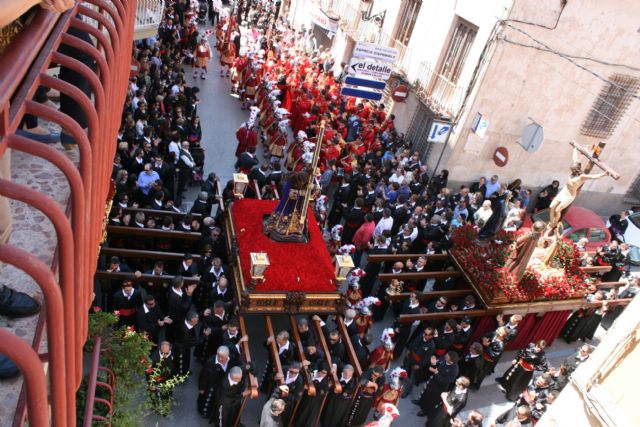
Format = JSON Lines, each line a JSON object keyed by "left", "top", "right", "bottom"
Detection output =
{"left": 413, "top": 61, "right": 467, "bottom": 118}
{"left": 134, "top": 0, "right": 165, "bottom": 40}
{"left": 0, "top": 1, "right": 135, "bottom": 426}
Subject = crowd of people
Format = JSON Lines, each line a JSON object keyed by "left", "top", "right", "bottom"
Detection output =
{"left": 93, "top": 1, "right": 640, "bottom": 426}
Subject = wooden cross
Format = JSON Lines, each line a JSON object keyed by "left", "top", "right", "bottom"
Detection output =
{"left": 570, "top": 141, "right": 620, "bottom": 180}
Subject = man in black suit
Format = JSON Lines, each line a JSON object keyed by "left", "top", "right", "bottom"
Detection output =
{"left": 190, "top": 191, "right": 212, "bottom": 216}
{"left": 458, "top": 342, "right": 485, "bottom": 390}
{"left": 211, "top": 366, "right": 248, "bottom": 426}
{"left": 247, "top": 163, "right": 269, "bottom": 197}
{"left": 342, "top": 198, "right": 364, "bottom": 244}
{"left": 152, "top": 154, "right": 172, "bottom": 185}
{"left": 198, "top": 345, "right": 237, "bottom": 418}
{"left": 360, "top": 235, "right": 390, "bottom": 297}
{"left": 261, "top": 330, "right": 298, "bottom": 395}
{"left": 166, "top": 276, "right": 196, "bottom": 341}
{"left": 137, "top": 294, "right": 172, "bottom": 345}
{"left": 174, "top": 311, "right": 211, "bottom": 375}
{"left": 235, "top": 146, "right": 259, "bottom": 173}
{"left": 112, "top": 279, "right": 143, "bottom": 327}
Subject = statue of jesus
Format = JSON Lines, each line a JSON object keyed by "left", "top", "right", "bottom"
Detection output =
{"left": 548, "top": 145, "right": 609, "bottom": 232}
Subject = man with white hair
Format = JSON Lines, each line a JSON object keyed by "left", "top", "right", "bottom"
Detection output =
{"left": 211, "top": 365, "right": 249, "bottom": 426}
{"left": 198, "top": 345, "right": 235, "bottom": 418}
{"left": 322, "top": 364, "right": 357, "bottom": 426}
{"left": 260, "top": 397, "right": 285, "bottom": 427}
{"left": 474, "top": 200, "right": 493, "bottom": 229}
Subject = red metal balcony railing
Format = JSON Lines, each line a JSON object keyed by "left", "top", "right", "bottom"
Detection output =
{"left": 0, "top": 1, "right": 135, "bottom": 426}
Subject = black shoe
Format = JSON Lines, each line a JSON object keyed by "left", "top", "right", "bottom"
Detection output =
{"left": 0, "top": 286, "right": 40, "bottom": 317}
{"left": 0, "top": 354, "right": 19, "bottom": 379}
{"left": 416, "top": 411, "right": 427, "bottom": 417}
{"left": 411, "top": 399, "right": 421, "bottom": 405}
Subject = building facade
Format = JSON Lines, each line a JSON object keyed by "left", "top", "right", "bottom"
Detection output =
{"left": 288, "top": 0, "right": 640, "bottom": 214}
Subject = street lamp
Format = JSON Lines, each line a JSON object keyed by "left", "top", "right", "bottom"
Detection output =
{"left": 360, "top": 0, "right": 386, "bottom": 28}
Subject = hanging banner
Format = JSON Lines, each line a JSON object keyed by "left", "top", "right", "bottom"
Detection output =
{"left": 310, "top": 5, "right": 339, "bottom": 33}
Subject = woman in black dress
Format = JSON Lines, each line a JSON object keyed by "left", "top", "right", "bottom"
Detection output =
{"left": 496, "top": 340, "right": 549, "bottom": 401}
{"left": 426, "top": 376, "right": 470, "bottom": 427}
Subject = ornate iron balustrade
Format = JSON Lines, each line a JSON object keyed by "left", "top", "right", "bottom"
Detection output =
{"left": 0, "top": 1, "right": 135, "bottom": 426}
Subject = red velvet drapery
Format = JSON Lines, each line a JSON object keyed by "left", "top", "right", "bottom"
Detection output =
{"left": 467, "top": 315, "right": 497, "bottom": 348}
{"left": 506, "top": 313, "right": 538, "bottom": 350}
{"left": 525, "top": 310, "right": 572, "bottom": 347}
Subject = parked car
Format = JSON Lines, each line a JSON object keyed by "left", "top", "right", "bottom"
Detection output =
{"left": 523, "top": 206, "right": 611, "bottom": 251}
{"left": 622, "top": 211, "right": 640, "bottom": 247}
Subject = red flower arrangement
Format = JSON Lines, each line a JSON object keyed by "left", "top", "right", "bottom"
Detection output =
{"left": 451, "top": 226, "right": 588, "bottom": 303}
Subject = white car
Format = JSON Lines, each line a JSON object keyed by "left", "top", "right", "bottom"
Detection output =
{"left": 620, "top": 212, "right": 640, "bottom": 265}
{"left": 623, "top": 211, "right": 640, "bottom": 247}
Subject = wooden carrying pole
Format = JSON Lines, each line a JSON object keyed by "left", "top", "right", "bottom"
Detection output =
{"left": 234, "top": 316, "right": 258, "bottom": 427}
{"left": 288, "top": 316, "right": 315, "bottom": 427}
{"left": 299, "top": 121, "right": 325, "bottom": 225}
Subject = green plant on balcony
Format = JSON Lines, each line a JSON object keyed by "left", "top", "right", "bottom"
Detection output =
{"left": 78, "top": 311, "right": 159, "bottom": 426}
{"left": 147, "top": 361, "right": 189, "bottom": 417}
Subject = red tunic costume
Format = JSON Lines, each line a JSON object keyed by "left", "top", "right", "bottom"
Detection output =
{"left": 268, "top": 130, "right": 287, "bottom": 158}
{"left": 235, "top": 125, "right": 258, "bottom": 157}
{"left": 367, "top": 346, "right": 394, "bottom": 371}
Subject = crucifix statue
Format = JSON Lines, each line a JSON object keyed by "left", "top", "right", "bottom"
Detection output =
{"left": 547, "top": 141, "right": 620, "bottom": 233}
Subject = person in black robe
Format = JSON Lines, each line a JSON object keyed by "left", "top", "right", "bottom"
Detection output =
{"left": 477, "top": 326, "right": 508, "bottom": 387}
{"left": 197, "top": 345, "right": 235, "bottom": 418}
{"left": 360, "top": 236, "right": 390, "bottom": 297}
{"left": 352, "top": 333, "right": 372, "bottom": 372}
{"left": 280, "top": 361, "right": 306, "bottom": 426}
{"left": 321, "top": 364, "right": 357, "bottom": 427}
{"left": 451, "top": 317, "right": 473, "bottom": 355}
{"left": 414, "top": 351, "right": 459, "bottom": 417}
{"left": 496, "top": 374, "right": 552, "bottom": 426}
{"left": 112, "top": 280, "right": 143, "bottom": 327}
{"left": 497, "top": 340, "right": 549, "bottom": 401}
{"left": 372, "top": 261, "right": 405, "bottom": 321}
{"left": 342, "top": 199, "right": 365, "bottom": 244}
{"left": 166, "top": 276, "right": 196, "bottom": 341}
{"left": 137, "top": 294, "right": 172, "bottom": 345}
{"left": 295, "top": 317, "right": 317, "bottom": 348}
{"left": 426, "top": 376, "right": 470, "bottom": 427}
{"left": 221, "top": 320, "right": 244, "bottom": 364}
{"left": 458, "top": 342, "right": 484, "bottom": 391}
{"left": 260, "top": 330, "right": 298, "bottom": 395}
{"left": 478, "top": 187, "right": 508, "bottom": 239}
{"left": 148, "top": 342, "right": 176, "bottom": 403}
{"left": 561, "top": 293, "right": 607, "bottom": 343}
{"left": 393, "top": 291, "right": 422, "bottom": 359}
{"left": 346, "top": 366, "right": 385, "bottom": 426}
{"left": 211, "top": 366, "right": 248, "bottom": 427}
{"left": 173, "top": 311, "right": 211, "bottom": 375}
{"left": 292, "top": 360, "right": 330, "bottom": 427}
{"left": 195, "top": 300, "right": 230, "bottom": 362}
{"left": 401, "top": 326, "right": 435, "bottom": 398}
{"left": 327, "top": 178, "right": 352, "bottom": 227}
{"left": 433, "top": 319, "right": 457, "bottom": 357}
{"left": 563, "top": 344, "right": 592, "bottom": 376}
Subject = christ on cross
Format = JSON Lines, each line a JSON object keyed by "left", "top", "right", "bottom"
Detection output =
{"left": 548, "top": 142, "right": 614, "bottom": 232}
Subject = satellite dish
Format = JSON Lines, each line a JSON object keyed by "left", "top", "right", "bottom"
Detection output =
{"left": 519, "top": 122, "right": 544, "bottom": 153}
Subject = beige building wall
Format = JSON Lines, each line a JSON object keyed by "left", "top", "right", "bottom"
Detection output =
{"left": 439, "top": 0, "right": 640, "bottom": 212}
{"left": 538, "top": 295, "right": 640, "bottom": 427}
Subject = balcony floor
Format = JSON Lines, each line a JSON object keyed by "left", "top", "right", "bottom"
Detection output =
{"left": 0, "top": 138, "right": 77, "bottom": 425}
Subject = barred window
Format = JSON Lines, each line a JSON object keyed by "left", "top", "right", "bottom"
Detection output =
{"left": 581, "top": 74, "right": 640, "bottom": 139}
{"left": 394, "top": 0, "right": 422, "bottom": 45}
{"left": 439, "top": 17, "right": 478, "bottom": 84}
